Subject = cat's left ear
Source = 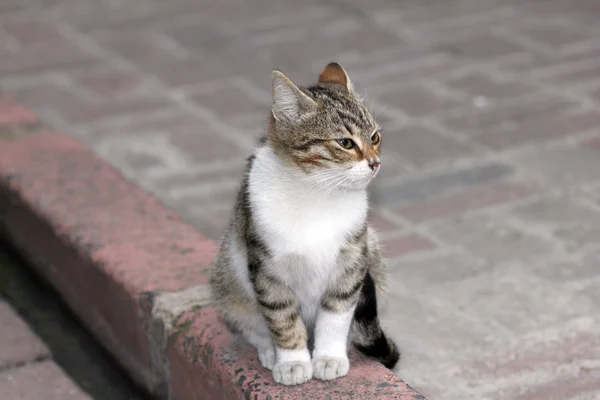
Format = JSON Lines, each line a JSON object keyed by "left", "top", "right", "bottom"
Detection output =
{"left": 272, "top": 70, "right": 317, "bottom": 122}
{"left": 318, "top": 62, "right": 353, "bottom": 92}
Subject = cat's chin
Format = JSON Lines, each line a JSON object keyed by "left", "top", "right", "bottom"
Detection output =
{"left": 340, "top": 177, "right": 375, "bottom": 191}
{"left": 345, "top": 171, "right": 379, "bottom": 190}
{"left": 347, "top": 182, "right": 373, "bottom": 191}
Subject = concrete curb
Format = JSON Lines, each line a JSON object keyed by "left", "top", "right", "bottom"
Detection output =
{"left": 0, "top": 98, "right": 426, "bottom": 399}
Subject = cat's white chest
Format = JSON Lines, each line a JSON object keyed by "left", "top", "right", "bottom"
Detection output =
{"left": 270, "top": 195, "right": 362, "bottom": 259}
{"left": 254, "top": 185, "right": 366, "bottom": 323}
{"left": 249, "top": 149, "right": 367, "bottom": 267}
{"left": 248, "top": 147, "right": 368, "bottom": 324}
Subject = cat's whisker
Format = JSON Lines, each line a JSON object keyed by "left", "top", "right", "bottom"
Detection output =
{"left": 323, "top": 179, "right": 346, "bottom": 195}
{"left": 304, "top": 170, "right": 349, "bottom": 194}
{"left": 307, "top": 175, "right": 347, "bottom": 196}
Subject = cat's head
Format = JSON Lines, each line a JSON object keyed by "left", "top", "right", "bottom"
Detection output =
{"left": 268, "top": 62, "right": 382, "bottom": 191}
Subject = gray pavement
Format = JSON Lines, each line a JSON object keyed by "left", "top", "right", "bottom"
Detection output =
{"left": 1, "top": 0, "right": 600, "bottom": 398}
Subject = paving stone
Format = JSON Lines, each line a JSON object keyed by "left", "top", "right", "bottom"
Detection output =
{"left": 372, "top": 0, "right": 513, "bottom": 28}
{"left": 146, "top": 51, "right": 276, "bottom": 88}
{"left": 438, "top": 33, "right": 525, "bottom": 59}
{"left": 152, "top": 162, "right": 246, "bottom": 199}
{"left": 257, "top": 18, "right": 404, "bottom": 68}
{"left": 453, "top": 317, "right": 600, "bottom": 400}
{"left": 158, "top": 178, "right": 241, "bottom": 216}
{"left": 582, "top": 283, "right": 600, "bottom": 307}
{"left": 509, "top": 194, "right": 600, "bottom": 251}
{"left": 368, "top": 210, "right": 407, "bottom": 237}
{"left": 0, "top": 95, "right": 38, "bottom": 126}
{"left": 187, "top": 80, "right": 268, "bottom": 126}
{"left": 54, "top": 0, "right": 185, "bottom": 33}
{"left": 73, "top": 68, "right": 161, "bottom": 100}
{"left": 379, "top": 233, "right": 436, "bottom": 260}
{"left": 0, "top": 302, "right": 50, "bottom": 370}
{"left": 372, "top": 162, "right": 513, "bottom": 206}
{"left": 587, "top": 86, "right": 600, "bottom": 103}
{"left": 85, "top": 109, "right": 208, "bottom": 140}
{"left": 347, "top": 51, "right": 458, "bottom": 89}
{"left": 528, "top": 253, "right": 600, "bottom": 284}
{"left": 224, "top": 4, "right": 335, "bottom": 36}
{"left": 426, "top": 213, "right": 560, "bottom": 265}
{"left": 379, "top": 290, "right": 497, "bottom": 356}
{"left": 162, "top": 0, "right": 324, "bottom": 32}
{"left": 91, "top": 131, "right": 247, "bottom": 201}
{"left": 388, "top": 251, "right": 487, "bottom": 286}
{"left": 163, "top": 22, "right": 233, "bottom": 52}
{"left": 377, "top": 86, "right": 465, "bottom": 117}
{"left": 580, "top": 135, "right": 600, "bottom": 153}
{"left": 391, "top": 181, "right": 536, "bottom": 222}
{"left": 511, "top": 145, "right": 600, "bottom": 187}
{"left": 0, "top": 360, "right": 92, "bottom": 400}
{"left": 95, "top": 31, "right": 183, "bottom": 68}
{"left": 0, "top": 19, "right": 65, "bottom": 48}
{"left": 443, "top": 71, "right": 533, "bottom": 100}
{"left": 167, "top": 127, "right": 250, "bottom": 164}
{"left": 509, "top": 43, "right": 600, "bottom": 75}
{"left": 475, "top": 109, "right": 600, "bottom": 149}
{"left": 426, "top": 264, "right": 594, "bottom": 336}
{"left": 516, "top": 24, "right": 594, "bottom": 49}
{"left": 0, "top": 0, "right": 24, "bottom": 13}
{"left": 185, "top": 205, "right": 234, "bottom": 241}
{"left": 511, "top": 371, "right": 600, "bottom": 400}
{"left": 439, "top": 95, "right": 577, "bottom": 133}
{"left": 543, "top": 62, "right": 600, "bottom": 86}
{"left": 0, "top": 41, "right": 99, "bottom": 77}
{"left": 11, "top": 82, "right": 177, "bottom": 126}
{"left": 381, "top": 125, "right": 476, "bottom": 168}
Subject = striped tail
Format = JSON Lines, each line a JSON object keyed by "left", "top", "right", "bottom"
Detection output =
{"left": 352, "top": 271, "right": 400, "bottom": 369}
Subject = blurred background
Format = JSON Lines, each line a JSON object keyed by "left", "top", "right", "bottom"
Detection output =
{"left": 2, "top": 0, "right": 600, "bottom": 399}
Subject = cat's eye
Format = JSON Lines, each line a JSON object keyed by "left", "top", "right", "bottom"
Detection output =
{"left": 337, "top": 138, "right": 355, "bottom": 149}
{"left": 371, "top": 131, "right": 381, "bottom": 145}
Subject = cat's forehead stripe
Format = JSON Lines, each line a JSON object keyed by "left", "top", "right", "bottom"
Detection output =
{"left": 337, "top": 110, "right": 363, "bottom": 128}
{"left": 305, "top": 84, "right": 374, "bottom": 130}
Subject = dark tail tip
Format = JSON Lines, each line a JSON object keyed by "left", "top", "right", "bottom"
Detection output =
{"left": 356, "top": 333, "right": 400, "bottom": 370}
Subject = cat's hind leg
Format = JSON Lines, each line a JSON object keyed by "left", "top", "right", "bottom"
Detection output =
{"left": 237, "top": 313, "right": 276, "bottom": 370}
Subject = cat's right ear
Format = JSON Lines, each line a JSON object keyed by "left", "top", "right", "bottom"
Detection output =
{"left": 271, "top": 70, "right": 317, "bottom": 122}
{"left": 319, "top": 62, "right": 353, "bottom": 92}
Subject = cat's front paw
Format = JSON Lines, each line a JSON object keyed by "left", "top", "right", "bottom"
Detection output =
{"left": 258, "top": 347, "right": 276, "bottom": 370}
{"left": 272, "top": 361, "right": 312, "bottom": 385}
{"left": 312, "top": 356, "right": 350, "bottom": 381}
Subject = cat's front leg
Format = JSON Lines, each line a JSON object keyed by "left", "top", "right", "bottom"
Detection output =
{"left": 254, "top": 270, "right": 312, "bottom": 385}
{"left": 312, "top": 267, "right": 365, "bottom": 381}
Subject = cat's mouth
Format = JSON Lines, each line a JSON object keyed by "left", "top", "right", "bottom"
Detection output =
{"left": 303, "top": 162, "right": 379, "bottom": 193}
{"left": 344, "top": 166, "right": 380, "bottom": 190}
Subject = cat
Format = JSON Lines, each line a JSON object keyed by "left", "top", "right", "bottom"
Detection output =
{"left": 209, "top": 62, "right": 399, "bottom": 386}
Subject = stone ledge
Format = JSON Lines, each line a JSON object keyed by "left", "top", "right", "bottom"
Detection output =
{"left": 0, "top": 102, "right": 425, "bottom": 399}
{"left": 168, "top": 307, "right": 424, "bottom": 400}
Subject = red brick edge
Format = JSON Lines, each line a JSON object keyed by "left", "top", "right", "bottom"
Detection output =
{"left": 0, "top": 99, "right": 426, "bottom": 399}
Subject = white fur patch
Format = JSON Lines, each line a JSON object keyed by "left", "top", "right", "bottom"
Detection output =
{"left": 273, "top": 348, "right": 312, "bottom": 385}
{"left": 313, "top": 307, "right": 356, "bottom": 359}
{"left": 248, "top": 147, "right": 368, "bottom": 323}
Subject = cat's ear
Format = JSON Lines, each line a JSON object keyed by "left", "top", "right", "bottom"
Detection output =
{"left": 318, "top": 62, "right": 353, "bottom": 91}
{"left": 271, "top": 70, "right": 317, "bottom": 122}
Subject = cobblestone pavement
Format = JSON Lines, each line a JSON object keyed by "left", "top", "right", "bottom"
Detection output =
{"left": 0, "top": 246, "right": 147, "bottom": 400}
{"left": 2, "top": 0, "right": 600, "bottom": 398}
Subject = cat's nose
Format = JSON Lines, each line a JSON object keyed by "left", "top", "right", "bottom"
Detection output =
{"left": 368, "top": 156, "right": 381, "bottom": 172}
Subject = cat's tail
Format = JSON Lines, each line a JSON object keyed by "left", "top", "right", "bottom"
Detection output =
{"left": 351, "top": 271, "right": 400, "bottom": 369}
